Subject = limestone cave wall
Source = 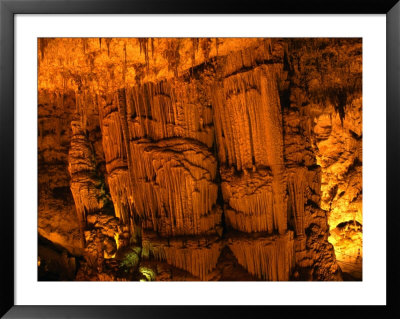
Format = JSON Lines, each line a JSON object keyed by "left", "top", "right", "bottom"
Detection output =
{"left": 37, "top": 38, "right": 362, "bottom": 281}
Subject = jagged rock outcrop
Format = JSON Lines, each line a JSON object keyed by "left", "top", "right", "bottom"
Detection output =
{"left": 282, "top": 105, "right": 339, "bottom": 279}
{"left": 38, "top": 92, "right": 83, "bottom": 254}
{"left": 38, "top": 38, "right": 362, "bottom": 281}
{"left": 284, "top": 39, "right": 362, "bottom": 279}
{"left": 68, "top": 119, "right": 106, "bottom": 229}
{"left": 38, "top": 89, "right": 107, "bottom": 254}
{"left": 313, "top": 106, "right": 362, "bottom": 278}
{"left": 83, "top": 214, "right": 120, "bottom": 270}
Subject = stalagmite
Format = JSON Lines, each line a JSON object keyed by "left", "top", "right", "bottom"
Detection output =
{"left": 287, "top": 168, "right": 307, "bottom": 237}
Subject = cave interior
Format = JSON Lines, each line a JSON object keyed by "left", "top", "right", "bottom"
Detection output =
{"left": 38, "top": 38, "right": 362, "bottom": 281}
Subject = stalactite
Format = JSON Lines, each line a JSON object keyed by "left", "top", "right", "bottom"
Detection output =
{"left": 117, "top": 88, "right": 139, "bottom": 231}
{"left": 221, "top": 168, "right": 278, "bottom": 233}
{"left": 97, "top": 79, "right": 220, "bottom": 238}
{"left": 213, "top": 66, "right": 284, "bottom": 170}
{"left": 107, "top": 169, "right": 134, "bottom": 226}
{"left": 37, "top": 38, "right": 358, "bottom": 281}
{"left": 228, "top": 231, "right": 295, "bottom": 280}
{"left": 128, "top": 80, "right": 214, "bottom": 147}
{"left": 129, "top": 138, "right": 220, "bottom": 236}
{"left": 201, "top": 38, "right": 212, "bottom": 61}
{"left": 117, "top": 89, "right": 136, "bottom": 182}
{"left": 98, "top": 93, "right": 134, "bottom": 228}
{"left": 191, "top": 38, "right": 199, "bottom": 68}
{"left": 82, "top": 38, "right": 87, "bottom": 54}
{"left": 142, "top": 231, "right": 222, "bottom": 280}
{"left": 105, "top": 38, "right": 112, "bottom": 57}
{"left": 287, "top": 168, "right": 307, "bottom": 237}
{"left": 221, "top": 39, "right": 278, "bottom": 77}
{"left": 121, "top": 77, "right": 220, "bottom": 237}
{"left": 38, "top": 38, "right": 49, "bottom": 61}
{"left": 68, "top": 118, "right": 105, "bottom": 240}
{"left": 138, "top": 38, "right": 150, "bottom": 70}
{"left": 213, "top": 65, "right": 287, "bottom": 234}
{"left": 163, "top": 39, "right": 181, "bottom": 77}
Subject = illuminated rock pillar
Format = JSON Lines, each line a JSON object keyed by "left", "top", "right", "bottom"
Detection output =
{"left": 212, "top": 45, "right": 294, "bottom": 280}
{"left": 101, "top": 80, "right": 223, "bottom": 279}
{"left": 68, "top": 117, "right": 105, "bottom": 247}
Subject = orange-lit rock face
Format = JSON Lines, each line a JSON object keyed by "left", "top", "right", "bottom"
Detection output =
{"left": 38, "top": 38, "right": 362, "bottom": 281}
{"left": 285, "top": 39, "right": 363, "bottom": 279}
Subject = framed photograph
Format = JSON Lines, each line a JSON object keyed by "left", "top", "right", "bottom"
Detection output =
{"left": 1, "top": 0, "right": 399, "bottom": 318}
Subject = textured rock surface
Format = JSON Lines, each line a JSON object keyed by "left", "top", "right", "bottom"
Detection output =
{"left": 129, "top": 138, "right": 221, "bottom": 237}
{"left": 227, "top": 231, "right": 295, "bottom": 281}
{"left": 68, "top": 119, "right": 105, "bottom": 227}
{"left": 38, "top": 92, "right": 84, "bottom": 254}
{"left": 142, "top": 231, "right": 222, "bottom": 280}
{"left": 38, "top": 38, "right": 362, "bottom": 281}
{"left": 214, "top": 66, "right": 288, "bottom": 235}
{"left": 284, "top": 39, "right": 362, "bottom": 279}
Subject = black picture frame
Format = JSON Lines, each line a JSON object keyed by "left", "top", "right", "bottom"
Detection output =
{"left": 1, "top": 0, "right": 399, "bottom": 318}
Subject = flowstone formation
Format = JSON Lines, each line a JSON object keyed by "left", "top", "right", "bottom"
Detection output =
{"left": 38, "top": 38, "right": 362, "bottom": 281}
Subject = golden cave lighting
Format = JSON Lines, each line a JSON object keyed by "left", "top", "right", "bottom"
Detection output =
{"left": 38, "top": 38, "right": 362, "bottom": 281}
